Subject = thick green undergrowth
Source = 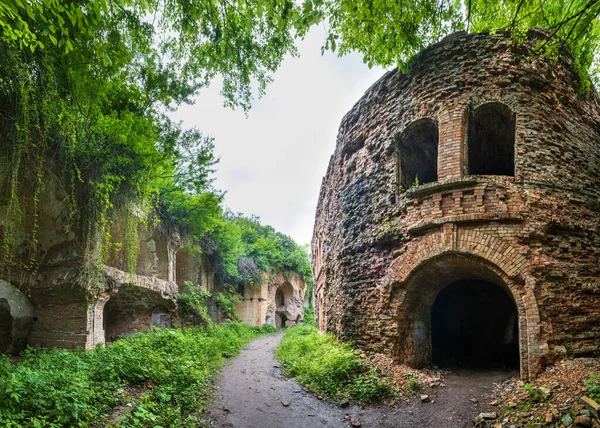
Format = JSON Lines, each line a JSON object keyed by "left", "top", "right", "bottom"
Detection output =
{"left": 0, "top": 323, "right": 271, "bottom": 427}
{"left": 275, "top": 325, "right": 391, "bottom": 404}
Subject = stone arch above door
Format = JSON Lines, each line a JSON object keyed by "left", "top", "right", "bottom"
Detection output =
{"left": 379, "top": 225, "right": 543, "bottom": 379}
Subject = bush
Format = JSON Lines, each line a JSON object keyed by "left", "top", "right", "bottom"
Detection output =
{"left": 275, "top": 325, "right": 390, "bottom": 403}
{"left": 302, "top": 306, "right": 316, "bottom": 327}
{"left": 258, "top": 323, "right": 277, "bottom": 333}
{"left": 0, "top": 323, "right": 266, "bottom": 427}
{"left": 178, "top": 282, "right": 213, "bottom": 325}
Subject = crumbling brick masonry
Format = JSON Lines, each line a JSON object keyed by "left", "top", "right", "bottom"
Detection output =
{"left": 312, "top": 31, "right": 600, "bottom": 379}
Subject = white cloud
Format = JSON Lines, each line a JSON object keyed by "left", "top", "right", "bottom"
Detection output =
{"left": 170, "top": 26, "right": 386, "bottom": 245}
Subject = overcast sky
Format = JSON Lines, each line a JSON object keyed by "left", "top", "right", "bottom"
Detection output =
{"left": 171, "top": 26, "right": 386, "bottom": 246}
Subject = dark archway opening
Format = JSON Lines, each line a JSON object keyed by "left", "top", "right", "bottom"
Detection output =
{"left": 398, "top": 119, "right": 439, "bottom": 188}
{"left": 0, "top": 299, "right": 12, "bottom": 353}
{"left": 468, "top": 103, "right": 515, "bottom": 176}
{"left": 276, "top": 289, "right": 284, "bottom": 307}
{"left": 103, "top": 287, "right": 169, "bottom": 343}
{"left": 275, "top": 312, "right": 288, "bottom": 328}
{"left": 431, "top": 279, "right": 519, "bottom": 369}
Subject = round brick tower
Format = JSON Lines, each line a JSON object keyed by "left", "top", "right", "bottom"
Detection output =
{"left": 311, "top": 31, "right": 600, "bottom": 379}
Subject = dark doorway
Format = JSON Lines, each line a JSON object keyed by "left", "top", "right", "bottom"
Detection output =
{"left": 276, "top": 289, "right": 284, "bottom": 307}
{"left": 468, "top": 103, "right": 515, "bottom": 176}
{"left": 0, "top": 299, "right": 12, "bottom": 353}
{"left": 275, "top": 312, "right": 288, "bottom": 328}
{"left": 431, "top": 279, "right": 519, "bottom": 368}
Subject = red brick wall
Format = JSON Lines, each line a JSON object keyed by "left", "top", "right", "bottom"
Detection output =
{"left": 312, "top": 31, "right": 600, "bottom": 379}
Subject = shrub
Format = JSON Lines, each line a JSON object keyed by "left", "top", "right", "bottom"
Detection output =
{"left": 216, "top": 291, "right": 243, "bottom": 320}
{"left": 302, "top": 306, "right": 316, "bottom": 327}
{"left": 275, "top": 325, "right": 390, "bottom": 403}
{"left": 178, "top": 282, "right": 213, "bottom": 325}
{"left": 258, "top": 323, "right": 277, "bottom": 334}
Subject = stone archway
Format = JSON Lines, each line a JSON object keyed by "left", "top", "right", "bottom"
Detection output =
{"left": 275, "top": 289, "right": 285, "bottom": 307}
{"left": 393, "top": 253, "right": 529, "bottom": 376}
{"left": 0, "top": 280, "right": 34, "bottom": 354}
{"left": 103, "top": 286, "right": 174, "bottom": 343}
{"left": 275, "top": 312, "right": 288, "bottom": 328}
{"left": 383, "top": 226, "right": 543, "bottom": 379}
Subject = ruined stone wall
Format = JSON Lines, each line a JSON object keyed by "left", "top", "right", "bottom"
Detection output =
{"left": 312, "top": 31, "right": 600, "bottom": 379}
{"left": 0, "top": 169, "right": 198, "bottom": 350}
{"left": 234, "top": 269, "right": 307, "bottom": 327}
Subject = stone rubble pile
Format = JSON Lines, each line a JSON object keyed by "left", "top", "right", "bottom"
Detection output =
{"left": 482, "top": 358, "right": 600, "bottom": 427}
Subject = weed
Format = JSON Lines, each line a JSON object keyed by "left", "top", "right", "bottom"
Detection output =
{"left": 407, "top": 374, "right": 421, "bottom": 392}
{"left": 519, "top": 383, "right": 545, "bottom": 409}
{"left": 585, "top": 372, "right": 600, "bottom": 402}
{"left": 411, "top": 174, "right": 420, "bottom": 188}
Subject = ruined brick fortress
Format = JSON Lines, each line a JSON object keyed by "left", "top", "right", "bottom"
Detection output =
{"left": 0, "top": 178, "right": 306, "bottom": 354}
{"left": 312, "top": 31, "right": 600, "bottom": 379}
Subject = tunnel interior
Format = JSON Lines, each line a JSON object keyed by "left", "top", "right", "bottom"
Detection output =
{"left": 0, "top": 299, "right": 12, "bottom": 353}
{"left": 431, "top": 279, "right": 519, "bottom": 369}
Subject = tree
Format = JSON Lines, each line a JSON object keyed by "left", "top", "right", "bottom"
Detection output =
{"left": 0, "top": 0, "right": 318, "bottom": 278}
{"left": 319, "top": 0, "right": 600, "bottom": 88}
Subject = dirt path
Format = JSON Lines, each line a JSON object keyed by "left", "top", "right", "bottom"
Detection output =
{"left": 206, "top": 332, "right": 516, "bottom": 428}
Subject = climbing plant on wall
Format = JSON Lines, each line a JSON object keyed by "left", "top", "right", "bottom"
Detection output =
{"left": 0, "top": 0, "right": 318, "bottom": 286}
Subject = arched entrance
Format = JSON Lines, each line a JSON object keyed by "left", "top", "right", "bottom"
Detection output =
{"left": 0, "top": 280, "right": 34, "bottom": 354}
{"left": 431, "top": 279, "right": 519, "bottom": 368}
{"left": 103, "top": 286, "right": 174, "bottom": 343}
{"left": 275, "top": 312, "right": 288, "bottom": 328}
{"left": 394, "top": 253, "right": 526, "bottom": 374}
{"left": 276, "top": 289, "right": 284, "bottom": 307}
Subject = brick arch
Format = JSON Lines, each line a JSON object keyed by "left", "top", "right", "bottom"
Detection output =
{"left": 442, "top": 97, "right": 521, "bottom": 180}
{"left": 383, "top": 227, "right": 542, "bottom": 378}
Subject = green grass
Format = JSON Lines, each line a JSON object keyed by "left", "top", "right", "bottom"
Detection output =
{"left": 0, "top": 323, "right": 272, "bottom": 427}
{"left": 275, "top": 324, "right": 390, "bottom": 404}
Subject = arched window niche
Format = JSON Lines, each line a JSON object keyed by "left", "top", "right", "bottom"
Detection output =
{"left": 467, "top": 103, "right": 516, "bottom": 176}
{"left": 275, "top": 289, "right": 285, "bottom": 307}
{"left": 397, "top": 119, "right": 439, "bottom": 190}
